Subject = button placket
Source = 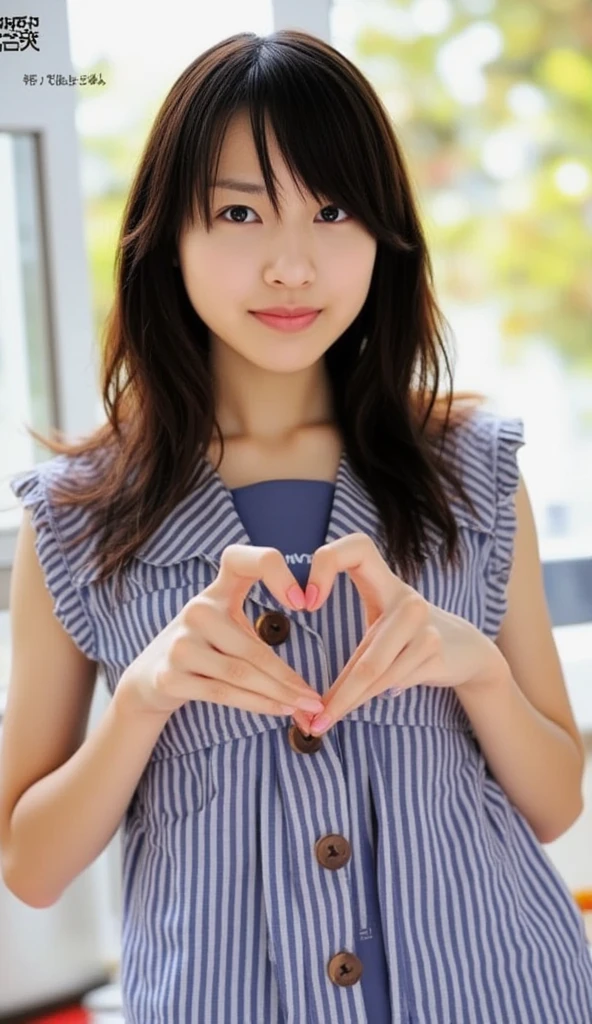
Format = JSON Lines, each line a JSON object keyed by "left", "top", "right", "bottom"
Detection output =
{"left": 315, "top": 835, "right": 363, "bottom": 989}
{"left": 254, "top": 609, "right": 326, "bottom": 754}
{"left": 261, "top": 608, "right": 364, "bottom": 1002}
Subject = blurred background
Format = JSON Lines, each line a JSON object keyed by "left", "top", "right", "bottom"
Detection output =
{"left": 0, "top": 0, "right": 591, "bottom": 1019}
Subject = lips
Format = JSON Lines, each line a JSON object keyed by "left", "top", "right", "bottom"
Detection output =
{"left": 250, "top": 310, "right": 321, "bottom": 332}
{"left": 252, "top": 307, "right": 320, "bottom": 317}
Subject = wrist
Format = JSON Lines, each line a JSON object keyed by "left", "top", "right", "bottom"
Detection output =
{"left": 456, "top": 645, "right": 513, "bottom": 697}
{"left": 114, "top": 670, "right": 174, "bottom": 724}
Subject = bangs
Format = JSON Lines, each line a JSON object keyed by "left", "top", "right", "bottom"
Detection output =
{"left": 180, "top": 34, "right": 394, "bottom": 239}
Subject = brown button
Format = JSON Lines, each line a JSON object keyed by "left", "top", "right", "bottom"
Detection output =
{"left": 254, "top": 611, "right": 290, "bottom": 646}
{"left": 327, "top": 951, "right": 363, "bottom": 987}
{"left": 288, "top": 723, "right": 323, "bottom": 754}
{"left": 315, "top": 834, "right": 351, "bottom": 870}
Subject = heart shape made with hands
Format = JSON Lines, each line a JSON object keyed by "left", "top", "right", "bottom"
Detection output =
{"left": 288, "top": 531, "right": 505, "bottom": 737}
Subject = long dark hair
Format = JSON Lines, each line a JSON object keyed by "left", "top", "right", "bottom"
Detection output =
{"left": 22, "top": 29, "right": 486, "bottom": 600}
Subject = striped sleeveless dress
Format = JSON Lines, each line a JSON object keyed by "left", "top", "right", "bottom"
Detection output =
{"left": 10, "top": 407, "right": 592, "bottom": 1023}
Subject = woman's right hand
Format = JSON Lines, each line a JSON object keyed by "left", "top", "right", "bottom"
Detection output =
{"left": 118, "top": 544, "right": 326, "bottom": 725}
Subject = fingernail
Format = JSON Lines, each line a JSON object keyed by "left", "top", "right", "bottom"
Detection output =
{"left": 310, "top": 712, "right": 332, "bottom": 733}
{"left": 297, "top": 697, "right": 326, "bottom": 713}
{"left": 287, "top": 584, "right": 306, "bottom": 609}
{"left": 304, "top": 583, "right": 319, "bottom": 609}
{"left": 281, "top": 705, "right": 297, "bottom": 715}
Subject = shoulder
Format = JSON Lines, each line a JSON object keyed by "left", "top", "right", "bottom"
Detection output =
{"left": 11, "top": 448, "right": 104, "bottom": 491}
{"left": 9, "top": 452, "right": 101, "bottom": 662}
{"left": 10, "top": 450, "right": 107, "bottom": 582}
{"left": 10, "top": 450, "right": 104, "bottom": 525}
{"left": 433, "top": 396, "right": 524, "bottom": 463}
{"left": 422, "top": 396, "right": 526, "bottom": 535}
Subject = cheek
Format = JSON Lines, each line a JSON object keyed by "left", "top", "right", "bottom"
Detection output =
{"left": 330, "top": 246, "right": 375, "bottom": 305}
{"left": 329, "top": 229, "right": 375, "bottom": 273}
{"left": 182, "top": 255, "right": 253, "bottom": 322}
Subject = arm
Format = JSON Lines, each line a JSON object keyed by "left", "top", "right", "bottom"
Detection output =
{"left": 454, "top": 471, "right": 585, "bottom": 844}
{"left": 0, "top": 511, "right": 171, "bottom": 908}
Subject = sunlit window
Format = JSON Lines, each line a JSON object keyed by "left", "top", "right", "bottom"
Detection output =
{"left": 331, "top": 0, "right": 592, "bottom": 561}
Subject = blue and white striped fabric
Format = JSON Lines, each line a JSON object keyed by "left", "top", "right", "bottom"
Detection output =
{"left": 10, "top": 408, "right": 592, "bottom": 1023}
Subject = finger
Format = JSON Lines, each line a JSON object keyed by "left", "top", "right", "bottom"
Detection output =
{"left": 189, "top": 543, "right": 320, "bottom": 700}
{"left": 159, "top": 665, "right": 309, "bottom": 719}
{"left": 372, "top": 630, "right": 431, "bottom": 696}
{"left": 316, "top": 603, "right": 422, "bottom": 728}
{"left": 181, "top": 601, "right": 323, "bottom": 706}
{"left": 316, "top": 635, "right": 432, "bottom": 732}
{"left": 314, "top": 613, "right": 386, "bottom": 707}
{"left": 206, "top": 544, "right": 309, "bottom": 616}
{"left": 174, "top": 640, "right": 325, "bottom": 714}
{"left": 304, "top": 533, "right": 409, "bottom": 622}
{"left": 388, "top": 651, "right": 437, "bottom": 693}
{"left": 292, "top": 708, "right": 316, "bottom": 734}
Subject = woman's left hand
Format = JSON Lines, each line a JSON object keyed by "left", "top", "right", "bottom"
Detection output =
{"left": 292, "top": 532, "right": 507, "bottom": 736}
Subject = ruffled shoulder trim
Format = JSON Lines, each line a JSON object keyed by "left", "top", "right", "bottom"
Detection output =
{"left": 9, "top": 459, "right": 98, "bottom": 662}
{"left": 436, "top": 408, "right": 522, "bottom": 532}
{"left": 483, "top": 414, "right": 526, "bottom": 639}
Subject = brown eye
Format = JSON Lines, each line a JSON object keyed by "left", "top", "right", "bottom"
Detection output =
{"left": 219, "top": 205, "right": 257, "bottom": 223}
{"left": 319, "top": 205, "right": 349, "bottom": 222}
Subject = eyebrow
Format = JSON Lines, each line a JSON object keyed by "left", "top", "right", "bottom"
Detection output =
{"left": 211, "top": 177, "right": 268, "bottom": 195}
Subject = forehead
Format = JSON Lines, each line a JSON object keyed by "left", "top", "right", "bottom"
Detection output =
{"left": 214, "top": 110, "right": 307, "bottom": 200}
{"left": 216, "top": 109, "right": 274, "bottom": 162}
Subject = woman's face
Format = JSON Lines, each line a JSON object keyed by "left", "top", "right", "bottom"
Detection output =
{"left": 177, "top": 109, "right": 377, "bottom": 375}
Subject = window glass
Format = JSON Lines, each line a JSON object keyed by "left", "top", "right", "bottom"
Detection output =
{"left": 0, "top": 132, "right": 55, "bottom": 531}
{"left": 331, "top": 0, "right": 592, "bottom": 560}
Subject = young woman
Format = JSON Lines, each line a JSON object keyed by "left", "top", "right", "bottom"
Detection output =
{"left": 2, "top": 28, "right": 591, "bottom": 1024}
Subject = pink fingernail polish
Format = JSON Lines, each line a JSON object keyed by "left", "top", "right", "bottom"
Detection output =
{"left": 287, "top": 584, "right": 306, "bottom": 609}
{"left": 311, "top": 712, "right": 331, "bottom": 733}
{"left": 304, "top": 583, "right": 319, "bottom": 609}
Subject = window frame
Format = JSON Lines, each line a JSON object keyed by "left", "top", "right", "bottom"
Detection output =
{"left": 0, "top": 0, "right": 99, "bottom": 606}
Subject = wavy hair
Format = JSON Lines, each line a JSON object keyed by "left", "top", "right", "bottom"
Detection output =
{"left": 22, "top": 29, "right": 487, "bottom": 600}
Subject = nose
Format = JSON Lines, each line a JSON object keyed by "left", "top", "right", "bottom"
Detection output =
{"left": 262, "top": 238, "right": 316, "bottom": 288}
